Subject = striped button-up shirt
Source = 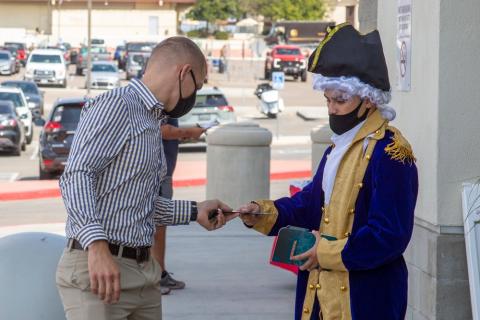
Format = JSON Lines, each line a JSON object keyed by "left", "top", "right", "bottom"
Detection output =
{"left": 60, "top": 79, "right": 193, "bottom": 249}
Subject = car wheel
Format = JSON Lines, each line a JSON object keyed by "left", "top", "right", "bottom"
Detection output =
{"left": 76, "top": 67, "right": 82, "bottom": 76}
{"left": 12, "top": 143, "right": 21, "bottom": 156}
{"left": 267, "top": 112, "right": 277, "bottom": 119}
{"left": 26, "top": 129, "right": 33, "bottom": 145}
{"left": 61, "top": 79, "right": 67, "bottom": 88}
{"left": 39, "top": 164, "right": 54, "bottom": 180}
{"left": 21, "top": 140, "right": 26, "bottom": 151}
{"left": 301, "top": 70, "right": 307, "bottom": 82}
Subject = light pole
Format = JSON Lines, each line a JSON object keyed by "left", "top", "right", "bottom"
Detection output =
{"left": 86, "top": 0, "right": 92, "bottom": 95}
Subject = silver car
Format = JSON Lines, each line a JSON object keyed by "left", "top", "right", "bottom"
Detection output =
{"left": 87, "top": 61, "right": 120, "bottom": 90}
{"left": 178, "top": 87, "right": 237, "bottom": 145}
{"left": 0, "top": 50, "right": 15, "bottom": 76}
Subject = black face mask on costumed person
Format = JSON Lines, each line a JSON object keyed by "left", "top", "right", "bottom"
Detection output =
{"left": 329, "top": 100, "right": 367, "bottom": 135}
{"left": 165, "top": 70, "right": 198, "bottom": 119}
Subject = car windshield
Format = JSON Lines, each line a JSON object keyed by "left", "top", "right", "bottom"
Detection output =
{"left": 131, "top": 55, "right": 147, "bottom": 65}
{"left": 0, "top": 53, "right": 10, "bottom": 60}
{"left": 0, "top": 104, "right": 13, "bottom": 114}
{"left": 52, "top": 104, "right": 83, "bottom": 126}
{"left": 195, "top": 94, "right": 228, "bottom": 107}
{"left": 2, "top": 82, "right": 38, "bottom": 95}
{"left": 127, "top": 43, "right": 154, "bottom": 52}
{"left": 92, "top": 64, "right": 117, "bottom": 72}
{"left": 5, "top": 43, "right": 25, "bottom": 50}
{"left": 30, "top": 54, "right": 62, "bottom": 64}
{"left": 276, "top": 48, "right": 301, "bottom": 55}
{"left": 0, "top": 92, "right": 23, "bottom": 107}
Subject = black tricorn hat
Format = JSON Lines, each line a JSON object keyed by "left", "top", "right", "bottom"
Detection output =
{"left": 308, "top": 23, "right": 390, "bottom": 91}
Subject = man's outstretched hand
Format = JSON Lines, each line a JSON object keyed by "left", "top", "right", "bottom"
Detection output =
{"left": 196, "top": 199, "right": 236, "bottom": 231}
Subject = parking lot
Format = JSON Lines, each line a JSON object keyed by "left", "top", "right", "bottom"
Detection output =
{"left": 0, "top": 60, "right": 327, "bottom": 182}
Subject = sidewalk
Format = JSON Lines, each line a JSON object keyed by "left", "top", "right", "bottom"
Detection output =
{"left": 0, "top": 181, "right": 299, "bottom": 320}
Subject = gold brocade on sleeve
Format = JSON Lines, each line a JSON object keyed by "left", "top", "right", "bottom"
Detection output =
{"left": 384, "top": 126, "right": 416, "bottom": 164}
{"left": 251, "top": 199, "right": 279, "bottom": 235}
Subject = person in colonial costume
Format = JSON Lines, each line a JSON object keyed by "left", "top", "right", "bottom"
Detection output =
{"left": 239, "top": 23, "right": 418, "bottom": 320}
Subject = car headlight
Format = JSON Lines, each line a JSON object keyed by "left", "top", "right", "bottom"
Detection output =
{"left": 273, "top": 58, "right": 281, "bottom": 68}
{"left": 28, "top": 102, "right": 37, "bottom": 109}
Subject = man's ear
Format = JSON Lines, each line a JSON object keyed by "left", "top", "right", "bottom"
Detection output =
{"left": 179, "top": 64, "right": 192, "bottom": 81}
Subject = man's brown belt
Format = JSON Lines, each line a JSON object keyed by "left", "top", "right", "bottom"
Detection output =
{"left": 67, "top": 238, "right": 150, "bottom": 264}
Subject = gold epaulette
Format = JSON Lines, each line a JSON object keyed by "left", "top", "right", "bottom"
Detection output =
{"left": 384, "top": 126, "right": 416, "bottom": 164}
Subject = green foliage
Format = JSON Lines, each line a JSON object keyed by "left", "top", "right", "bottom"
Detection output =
{"left": 187, "top": 0, "right": 241, "bottom": 23}
{"left": 186, "top": 29, "right": 209, "bottom": 38}
{"left": 214, "top": 31, "right": 230, "bottom": 40}
{"left": 239, "top": 0, "right": 327, "bottom": 21}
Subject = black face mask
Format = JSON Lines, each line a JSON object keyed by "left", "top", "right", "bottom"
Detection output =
{"left": 329, "top": 100, "right": 367, "bottom": 135}
{"left": 165, "top": 70, "right": 197, "bottom": 119}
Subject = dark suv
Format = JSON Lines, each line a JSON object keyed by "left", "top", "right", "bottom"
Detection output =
{"left": 38, "top": 97, "right": 86, "bottom": 179}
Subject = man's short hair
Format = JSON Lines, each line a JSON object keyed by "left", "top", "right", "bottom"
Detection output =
{"left": 149, "top": 37, "right": 206, "bottom": 73}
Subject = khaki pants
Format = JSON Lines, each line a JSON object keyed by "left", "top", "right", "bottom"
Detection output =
{"left": 56, "top": 248, "right": 163, "bottom": 320}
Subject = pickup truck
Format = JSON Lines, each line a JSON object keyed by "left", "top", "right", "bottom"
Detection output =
{"left": 264, "top": 45, "right": 307, "bottom": 82}
{"left": 75, "top": 46, "right": 111, "bottom": 76}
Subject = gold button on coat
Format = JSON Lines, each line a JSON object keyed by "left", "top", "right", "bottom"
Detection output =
{"left": 303, "top": 308, "right": 310, "bottom": 314}
{"left": 340, "top": 286, "right": 347, "bottom": 291}
{"left": 344, "top": 232, "right": 351, "bottom": 237}
{"left": 309, "top": 284, "right": 315, "bottom": 290}
{"left": 349, "top": 208, "right": 355, "bottom": 214}
{"left": 324, "top": 217, "right": 330, "bottom": 224}
{"left": 316, "top": 284, "right": 321, "bottom": 289}
{"left": 357, "top": 183, "right": 363, "bottom": 188}
{"left": 366, "top": 154, "right": 371, "bottom": 160}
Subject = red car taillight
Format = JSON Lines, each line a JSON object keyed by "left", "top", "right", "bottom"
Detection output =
{"left": 44, "top": 121, "right": 63, "bottom": 133}
{"left": 217, "top": 105, "right": 234, "bottom": 112}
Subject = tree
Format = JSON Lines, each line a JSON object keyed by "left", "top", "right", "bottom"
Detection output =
{"left": 243, "top": 0, "right": 327, "bottom": 21}
{"left": 187, "top": 0, "right": 240, "bottom": 32}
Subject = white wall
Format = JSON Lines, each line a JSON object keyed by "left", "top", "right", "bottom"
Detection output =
{"left": 378, "top": 0, "right": 441, "bottom": 225}
{"left": 52, "top": 8, "right": 177, "bottom": 47}
{"left": 378, "top": 0, "right": 480, "bottom": 226}
{"left": 437, "top": 0, "right": 480, "bottom": 226}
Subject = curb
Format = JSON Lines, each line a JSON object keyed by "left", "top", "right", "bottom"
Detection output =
{"left": 0, "top": 170, "right": 311, "bottom": 202}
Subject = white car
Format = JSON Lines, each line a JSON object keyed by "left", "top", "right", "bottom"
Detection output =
{"left": 87, "top": 61, "right": 120, "bottom": 90}
{"left": 0, "top": 50, "right": 15, "bottom": 76}
{"left": 24, "top": 49, "right": 67, "bottom": 88}
{"left": 0, "top": 87, "right": 33, "bottom": 144}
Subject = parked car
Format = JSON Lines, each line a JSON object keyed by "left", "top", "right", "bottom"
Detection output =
{"left": 178, "top": 87, "right": 236, "bottom": 145}
{"left": 0, "top": 87, "right": 33, "bottom": 144}
{"left": 0, "top": 46, "right": 21, "bottom": 73}
{"left": 126, "top": 52, "right": 150, "bottom": 80}
{"left": 1, "top": 80, "right": 44, "bottom": 117}
{"left": 76, "top": 46, "right": 111, "bottom": 75}
{"left": 122, "top": 41, "right": 155, "bottom": 73}
{"left": 264, "top": 45, "right": 307, "bottom": 82}
{"left": 24, "top": 49, "right": 68, "bottom": 88}
{"left": 87, "top": 61, "right": 120, "bottom": 90}
{"left": 39, "top": 97, "right": 86, "bottom": 179}
{"left": 0, "top": 100, "right": 26, "bottom": 155}
{"left": 114, "top": 45, "right": 126, "bottom": 69}
{"left": 0, "top": 50, "right": 16, "bottom": 76}
{"left": 4, "top": 42, "right": 27, "bottom": 66}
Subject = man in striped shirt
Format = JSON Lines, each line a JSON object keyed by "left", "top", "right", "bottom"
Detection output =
{"left": 56, "top": 37, "right": 235, "bottom": 320}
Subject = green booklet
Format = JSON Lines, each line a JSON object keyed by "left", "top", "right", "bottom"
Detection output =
{"left": 272, "top": 226, "right": 317, "bottom": 267}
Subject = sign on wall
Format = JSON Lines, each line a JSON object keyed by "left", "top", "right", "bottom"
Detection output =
{"left": 396, "top": 0, "right": 412, "bottom": 91}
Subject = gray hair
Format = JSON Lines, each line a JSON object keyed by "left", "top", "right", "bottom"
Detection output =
{"left": 313, "top": 73, "right": 396, "bottom": 121}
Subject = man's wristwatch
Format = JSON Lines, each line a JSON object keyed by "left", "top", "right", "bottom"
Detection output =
{"left": 190, "top": 202, "right": 198, "bottom": 221}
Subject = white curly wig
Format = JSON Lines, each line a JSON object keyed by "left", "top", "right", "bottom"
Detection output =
{"left": 313, "top": 73, "right": 396, "bottom": 121}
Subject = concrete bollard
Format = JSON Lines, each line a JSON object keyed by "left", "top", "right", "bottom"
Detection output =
{"left": 311, "top": 124, "right": 333, "bottom": 174}
{"left": 0, "top": 232, "right": 66, "bottom": 320}
{"left": 206, "top": 122, "right": 272, "bottom": 209}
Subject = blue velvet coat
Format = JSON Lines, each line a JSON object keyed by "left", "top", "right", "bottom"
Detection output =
{"left": 267, "top": 130, "right": 418, "bottom": 320}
